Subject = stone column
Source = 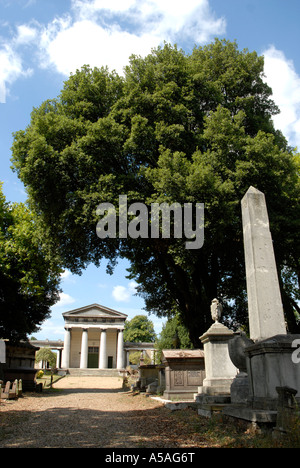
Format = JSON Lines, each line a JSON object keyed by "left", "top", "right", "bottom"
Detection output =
{"left": 99, "top": 329, "right": 107, "bottom": 369}
{"left": 56, "top": 349, "right": 61, "bottom": 368}
{"left": 117, "top": 329, "right": 124, "bottom": 369}
{"left": 241, "top": 186, "right": 286, "bottom": 341}
{"left": 61, "top": 327, "right": 71, "bottom": 368}
{"left": 80, "top": 328, "right": 89, "bottom": 369}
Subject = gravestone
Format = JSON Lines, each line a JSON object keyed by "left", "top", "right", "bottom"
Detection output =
{"left": 1, "top": 381, "right": 11, "bottom": 399}
{"left": 241, "top": 186, "right": 286, "bottom": 341}
{"left": 162, "top": 349, "right": 205, "bottom": 400}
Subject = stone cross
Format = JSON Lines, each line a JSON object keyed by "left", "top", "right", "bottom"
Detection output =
{"left": 241, "top": 186, "right": 286, "bottom": 341}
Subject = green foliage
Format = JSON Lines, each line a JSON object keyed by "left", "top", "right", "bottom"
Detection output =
{"left": 124, "top": 315, "right": 156, "bottom": 343}
{"left": 11, "top": 39, "right": 300, "bottom": 345}
{"left": 128, "top": 351, "right": 152, "bottom": 365}
{"left": 35, "top": 347, "right": 57, "bottom": 368}
{"left": 155, "top": 315, "right": 193, "bottom": 362}
{"left": 0, "top": 183, "right": 62, "bottom": 341}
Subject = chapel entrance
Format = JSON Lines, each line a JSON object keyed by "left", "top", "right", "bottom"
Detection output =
{"left": 88, "top": 346, "right": 99, "bottom": 368}
{"left": 108, "top": 356, "right": 113, "bottom": 368}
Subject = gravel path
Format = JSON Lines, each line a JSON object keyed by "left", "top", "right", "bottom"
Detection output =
{"left": 0, "top": 376, "right": 205, "bottom": 448}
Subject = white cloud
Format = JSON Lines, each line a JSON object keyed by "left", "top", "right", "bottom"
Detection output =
{"left": 15, "top": 24, "right": 38, "bottom": 45}
{"left": 112, "top": 281, "right": 137, "bottom": 302}
{"left": 52, "top": 292, "right": 76, "bottom": 308}
{"left": 72, "top": 0, "right": 226, "bottom": 42}
{"left": 38, "top": 0, "right": 225, "bottom": 76}
{"left": 0, "top": 21, "right": 38, "bottom": 103}
{"left": 60, "top": 269, "right": 77, "bottom": 283}
{"left": 0, "top": 43, "right": 32, "bottom": 103}
{"left": 40, "top": 18, "right": 156, "bottom": 76}
{"left": 263, "top": 46, "right": 300, "bottom": 148}
{"left": 35, "top": 319, "right": 65, "bottom": 339}
{"left": 1, "top": 1, "right": 226, "bottom": 100}
{"left": 72, "top": 0, "right": 137, "bottom": 16}
{"left": 60, "top": 269, "right": 71, "bottom": 280}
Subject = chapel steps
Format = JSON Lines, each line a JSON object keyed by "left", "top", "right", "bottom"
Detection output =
{"left": 63, "top": 368, "right": 124, "bottom": 377}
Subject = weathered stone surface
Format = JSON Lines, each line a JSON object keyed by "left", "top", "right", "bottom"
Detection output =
{"left": 245, "top": 334, "right": 300, "bottom": 410}
{"left": 241, "top": 187, "right": 286, "bottom": 341}
{"left": 162, "top": 349, "right": 205, "bottom": 400}
{"left": 199, "top": 322, "right": 237, "bottom": 394}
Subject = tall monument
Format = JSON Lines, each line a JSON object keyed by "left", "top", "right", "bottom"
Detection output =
{"left": 241, "top": 186, "right": 286, "bottom": 341}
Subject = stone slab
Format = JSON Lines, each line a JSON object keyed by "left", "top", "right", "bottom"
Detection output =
{"left": 223, "top": 405, "right": 277, "bottom": 424}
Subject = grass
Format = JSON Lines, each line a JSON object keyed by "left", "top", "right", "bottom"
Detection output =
{"left": 35, "top": 370, "right": 64, "bottom": 388}
{"left": 169, "top": 407, "right": 300, "bottom": 448}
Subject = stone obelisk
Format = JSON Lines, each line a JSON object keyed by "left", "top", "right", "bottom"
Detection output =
{"left": 241, "top": 186, "right": 286, "bottom": 341}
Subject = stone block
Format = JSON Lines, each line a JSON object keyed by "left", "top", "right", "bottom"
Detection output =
{"left": 245, "top": 334, "right": 300, "bottom": 410}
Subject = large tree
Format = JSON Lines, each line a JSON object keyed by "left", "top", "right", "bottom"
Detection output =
{"left": 0, "top": 184, "right": 62, "bottom": 341}
{"left": 124, "top": 315, "right": 156, "bottom": 343}
{"left": 11, "top": 39, "right": 300, "bottom": 346}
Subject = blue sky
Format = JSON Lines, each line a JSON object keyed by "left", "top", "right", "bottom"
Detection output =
{"left": 1, "top": 0, "right": 300, "bottom": 340}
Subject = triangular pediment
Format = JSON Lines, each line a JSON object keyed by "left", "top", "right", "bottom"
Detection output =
{"left": 62, "top": 303, "right": 127, "bottom": 320}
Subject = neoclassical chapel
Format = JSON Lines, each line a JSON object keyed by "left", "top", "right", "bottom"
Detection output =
{"left": 61, "top": 304, "right": 127, "bottom": 370}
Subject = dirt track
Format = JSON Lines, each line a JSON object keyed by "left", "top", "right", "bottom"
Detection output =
{"left": 0, "top": 376, "right": 205, "bottom": 448}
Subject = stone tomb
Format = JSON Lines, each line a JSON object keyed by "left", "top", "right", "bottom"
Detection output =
{"left": 162, "top": 349, "right": 205, "bottom": 400}
{"left": 1, "top": 341, "right": 39, "bottom": 391}
{"left": 245, "top": 334, "right": 300, "bottom": 411}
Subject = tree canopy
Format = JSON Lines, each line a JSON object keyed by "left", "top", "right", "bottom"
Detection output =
{"left": 35, "top": 347, "right": 57, "bottom": 368}
{"left": 0, "top": 183, "right": 62, "bottom": 341}
{"left": 156, "top": 315, "right": 193, "bottom": 350}
{"left": 124, "top": 315, "right": 156, "bottom": 343}
{"left": 11, "top": 39, "right": 300, "bottom": 346}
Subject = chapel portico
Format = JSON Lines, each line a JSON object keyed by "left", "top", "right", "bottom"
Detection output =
{"left": 61, "top": 304, "right": 127, "bottom": 370}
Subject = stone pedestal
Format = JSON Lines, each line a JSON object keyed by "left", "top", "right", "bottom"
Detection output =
{"left": 224, "top": 334, "right": 300, "bottom": 426}
{"left": 245, "top": 334, "right": 300, "bottom": 410}
{"left": 230, "top": 372, "right": 250, "bottom": 405}
{"left": 197, "top": 322, "right": 237, "bottom": 397}
{"left": 195, "top": 321, "right": 237, "bottom": 416}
